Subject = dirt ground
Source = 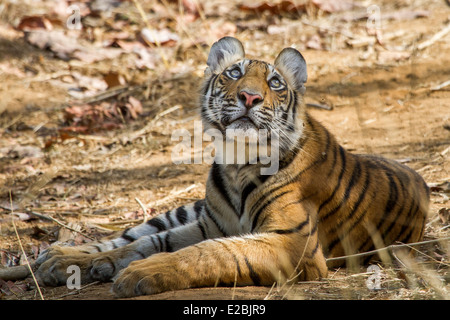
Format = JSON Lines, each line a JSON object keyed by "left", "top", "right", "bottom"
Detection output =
{"left": 0, "top": 0, "right": 449, "bottom": 300}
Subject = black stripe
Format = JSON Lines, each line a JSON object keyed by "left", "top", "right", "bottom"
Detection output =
{"left": 156, "top": 234, "right": 164, "bottom": 251}
{"left": 194, "top": 200, "right": 204, "bottom": 218}
{"left": 318, "top": 146, "right": 347, "bottom": 216}
{"left": 326, "top": 142, "right": 339, "bottom": 178}
{"left": 240, "top": 182, "right": 257, "bottom": 217}
{"left": 292, "top": 91, "right": 298, "bottom": 122}
{"left": 377, "top": 170, "right": 409, "bottom": 242}
{"left": 165, "top": 210, "right": 175, "bottom": 227}
{"left": 322, "top": 158, "right": 362, "bottom": 221}
{"left": 165, "top": 232, "right": 173, "bottom": 252}
{"left": 136, "top": 250, "right": 146, "bottom": 259}
{"left": 395, "top": 197, "right": 421, "bottom": 243}
{"left": 309, "top": 237, "right": 320, "bottom": 258}
{"left": 213, "top": 240, "right": 242, "bottom": 278}
{"left": 147, "top": 217, "right": 166, "bottom": 232}
{"left": 211, "top": 163, "right": 236, "bottom": 212}
{"left": 284, "top": 121, "right": 332, "bottom": 183}
{"left": 244, "top": 257, "right": 261, "bottom": 285}
{"left": 197, "top": 220, "right": 207, "bottom": 239}
{"left": 176, "top": 206, "right": 188, "bottom": 224}
{"left": 150, "top": 236, "right": 158, "bottom": 251}
{"left": 327, "top": 166, "right": 371, "bottom": 241}
{"left": 205, "top": 205, "right": 227, "bottom": 237}
{"left": 251, "top": 190, "right": 291, "bottom": 231}
{"left": 121, "top": 228, "right": 135, "bottom": 242}
{"left": 272, "top": 217, "right": 309, "bottom": 235}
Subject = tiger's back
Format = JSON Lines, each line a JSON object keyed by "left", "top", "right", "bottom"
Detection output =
{"left": 288, "top": 114, "right": 429, "bottom": 265}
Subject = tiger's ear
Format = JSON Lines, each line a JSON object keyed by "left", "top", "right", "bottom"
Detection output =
{"left": 274, "top": 47, "right": 307, "bottom": 94}
{"left": 206, "top": 37, "right": 245, "bottom": 74}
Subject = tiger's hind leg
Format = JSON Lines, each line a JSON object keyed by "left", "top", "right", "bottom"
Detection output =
{"left": 35, "top": 200, "right": 205, "bottom": 286}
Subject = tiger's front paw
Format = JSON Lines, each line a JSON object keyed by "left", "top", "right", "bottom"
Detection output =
{"left": 35, "top": 245, "right": 84, "bottom": 266}
{"left": 35, "top": 254, "right": 95, "bottom": 287}
{"left": 35, "top": 253, "right": 119, "bottom": 286}
{"left": 112, "top": 253, "right": 183, "bottom": 297}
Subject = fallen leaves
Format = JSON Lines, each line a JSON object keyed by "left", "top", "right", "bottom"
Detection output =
{"left": 16, "top": 16, "right": 54, "bottom": 32}
{"left": 141, "top": 27, "right": 180, "bottom": 46}
{"left": 239, "top": 1, "right": 306, "bottom": 15}
{"left": 25, "top": 30, "right": 123, "bottom": 63}
{"left": 63, "top": 95, "right": 143, "bottom": 134}
{"left": 239, "top": 0, "right": 355, "bottom": 15}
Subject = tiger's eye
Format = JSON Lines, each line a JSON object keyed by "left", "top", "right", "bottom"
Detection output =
{"left": 229, "top": 68, "right": 242, "bottom": 79}
{"left": 269, "top": 77, "right": 282, "bottom": 89}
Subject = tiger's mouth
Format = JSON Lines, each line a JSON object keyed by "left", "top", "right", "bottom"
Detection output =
{"left": 226, "top": 116, "right": 258, "bottom": 132}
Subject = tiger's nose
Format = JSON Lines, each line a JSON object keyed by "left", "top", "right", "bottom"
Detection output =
{"left": 238, "top": 91, "right": 263, "bottom": 108}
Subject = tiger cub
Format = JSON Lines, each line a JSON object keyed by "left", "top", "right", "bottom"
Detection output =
{"left": 35, "top": 37, "right": 429, "bottom": 297}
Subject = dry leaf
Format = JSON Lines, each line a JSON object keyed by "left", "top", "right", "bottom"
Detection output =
{"left": 312, "top": 0, "right": 355, "bottom": 13}
{"left": 239, "top": 1, "right": 306, "bottom": 14}
{"left": 438, "top": 208, "right": 449, "bottom": 225}
{"left": 141, "top": 27, "right": 180, "bottom": 46}
{"left": 16, "top": 16, "right": 53, "bottom": 31}
{"left": 306, "top": 34, "right": 323, "bottom": 50}
{"left": 26, "top": 30, "right": 123, "bottom": 62}
{"left": 103, "top": 71, "right": 126, "bottom": 88}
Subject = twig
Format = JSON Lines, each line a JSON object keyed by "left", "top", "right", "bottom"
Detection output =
{"left": 326, "top": 237, "right": 450, "bottom": 264}
{"left": 53, "top": 281, "right": 100, "bottom": 300}
{"left": 306, "top": 102, "right": 333, "bottom": 111}
{"left": 135, "top": 197, "right": 149, "bottom": 223}
{"left": 431, "top": 80, "right": 450, "bottom": 91}
{"left": 417, "top": 23, "right": 450, "bottom": 51}
{"left": 1, "top": 205, "right": 95, "bottom": 241}
{"left": 27, "top": 210, "right": 95, "bottom": 241}
{"left": 126, "top": 104, "right": 182, "bottom": 142}
{"left": 0, "top": 264, "right": 32, "bottom": 281}
{"left": 8, "top": 192, "right": 44, "bottom": 300}
{"left": 145, "top": 184, "right": 199, "bottom": 209}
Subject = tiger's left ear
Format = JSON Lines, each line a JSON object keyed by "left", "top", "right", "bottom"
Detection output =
{"left": 206, "top": 37, "right": 245, "bottom": 74}
{"left": 274, "top": 48, "right": 307, "bottom": 94}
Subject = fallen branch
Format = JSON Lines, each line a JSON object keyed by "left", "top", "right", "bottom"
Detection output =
{"left": 0, "top": 205, "right": 95, "bottom": 241}
{"left": 145, "top": 184, "right": 200, "bottom": 209}
{"left": 53, "top": 281, "right": 100, "bottom": 300}
{"left": 326, "top": 236, "right": 450, "bottom": 264}
{"left": 7, "top": 193, "right": 44, "bottom": 299}
{"left": 135, "top": 197, "right": 149, "bottom": 223}
{"left": 431, "top": 80, "right": 450, "bottom": 91}
{"left": 417, "top": 23, "right": 450, "bottom": 51}
{"left": 306, "top": 103, "right": 333, "bottom": 111}
{"left": 0, "top": 264, "right": 33, "bottom": 281}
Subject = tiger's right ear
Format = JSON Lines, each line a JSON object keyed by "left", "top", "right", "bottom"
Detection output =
{"left": 206, "top": 37, "right": 245, "bottom": 74}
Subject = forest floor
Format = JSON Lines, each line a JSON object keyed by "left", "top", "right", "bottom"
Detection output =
{"left": 0, "top": 0, "right": 449, "bottom": 300}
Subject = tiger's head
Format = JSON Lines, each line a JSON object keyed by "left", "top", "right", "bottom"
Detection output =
{"left": 201, "top": 37, "right": 308, "bottom": 165}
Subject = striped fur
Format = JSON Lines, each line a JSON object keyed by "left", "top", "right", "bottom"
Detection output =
{"left": 35, "top": 37, "right": 429, "bottom": 297}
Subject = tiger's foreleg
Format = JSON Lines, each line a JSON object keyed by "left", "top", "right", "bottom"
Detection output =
{"left": 112, "top": 230, "right": 328, "bottom": 297}
{"left": 35, "top": 201, "right": 207, "bottom": 286}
